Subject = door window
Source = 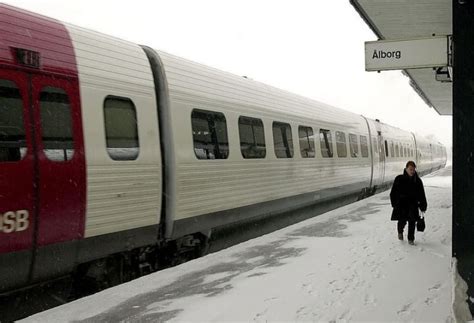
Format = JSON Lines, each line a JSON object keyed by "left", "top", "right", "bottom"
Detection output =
{"left": 0, "top": 79, "right": 26, "bottom": 162}
{"left": 40, "top": 87, "right": 74, "bottom": 161}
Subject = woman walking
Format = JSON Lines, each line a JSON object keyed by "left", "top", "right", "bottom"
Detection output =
{"left": 390, "top": 161, "right": 427, "bottom": 245}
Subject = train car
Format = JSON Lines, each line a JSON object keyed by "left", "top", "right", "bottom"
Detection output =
{"left": 0, "top": 4, "right": 447, "bottom": 296}
{"left": 377, "top": 121, "right": 418, "bottom": 187}
{"left": 414, "top": 135, "right": 446, "bottom": 175}
{"left": 153, "top": 49, "right": 375, "bottom": 241}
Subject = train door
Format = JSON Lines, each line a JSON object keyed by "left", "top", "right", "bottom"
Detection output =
{"left": 31, "top": 74, "right": 85, "bottom": 247}
{"left": 30, "top": 74, "right": 86, "bottom": 280}
{"left": 0, "top": 70, "right": 36, "bottom": 291}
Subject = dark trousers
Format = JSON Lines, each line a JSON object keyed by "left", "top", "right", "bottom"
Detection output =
{"left": 398, "top": 220, "right": 416, "bottom": 241}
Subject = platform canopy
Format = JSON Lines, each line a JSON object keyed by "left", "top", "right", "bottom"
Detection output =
{"left": 350, "top": 0, "right": 452, "bottom": 115}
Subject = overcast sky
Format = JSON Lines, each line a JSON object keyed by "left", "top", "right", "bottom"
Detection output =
{"left": 4, "top": 0, "right": 452, "bottom": 149}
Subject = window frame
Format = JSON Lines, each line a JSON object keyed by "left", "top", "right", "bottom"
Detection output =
{"left": 191, "top": 108, "right": 229, "bottom": 160}
{"left": 360, "top": 135, "right": 369, "bottom": 158}
{"left": 335, "top": 131, "right": 347, "bottom": 158}
{"left": 349, "top": 133, "right": 359, "bottom": 158}
{"left": 0, "top": 79, "right": 27, "bottom": 163}
{"left": 298, "top": 125, "right": 315, "bottom": 158}
{"left": 40, "top": 86, "right": 75, "bottom": 162}
{"left": 272, "top": 121, "right": 294, "bottom": 159}
{"left": 103, "top": 95, "right": 140, "bottom": 161}
{"left": 238, "top": 116, "right": 266, "bottom": 159}
{"left": 319, "top": 128, "right": 333, "bottom": 158}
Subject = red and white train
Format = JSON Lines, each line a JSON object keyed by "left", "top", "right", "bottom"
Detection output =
{"left": 0, "top": 4, "right": 446, "bottom": 295}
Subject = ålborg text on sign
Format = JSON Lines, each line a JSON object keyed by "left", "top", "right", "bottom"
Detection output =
{"left": 372, "top": 50, "right": 401, "bottom": 59}
{"left": 365, "top": 36, "right": 448, "bottom": 71}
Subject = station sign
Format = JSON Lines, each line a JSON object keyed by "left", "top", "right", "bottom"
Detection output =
{"left": 365, "top": 36, "right": 449, "bottom": 71}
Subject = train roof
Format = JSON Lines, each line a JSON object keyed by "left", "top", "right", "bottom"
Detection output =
{"left": 157, "top": 49, "right": 369, "bottom": 130}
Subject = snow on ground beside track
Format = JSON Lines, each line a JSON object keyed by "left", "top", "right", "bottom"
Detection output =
{"left": 23, "top": 167, "right": 453, "bottom": 322}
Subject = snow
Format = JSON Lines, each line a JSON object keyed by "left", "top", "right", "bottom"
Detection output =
{"left": 23, "top": 166, "right": 461, "bottom": 322}
{"left": 452, "top": 258, "right": 473, "bottom": 322}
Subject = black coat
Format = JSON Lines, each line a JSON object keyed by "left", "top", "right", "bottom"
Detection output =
{"left": 390, "top": 170, "right": 427, "bottom": 221}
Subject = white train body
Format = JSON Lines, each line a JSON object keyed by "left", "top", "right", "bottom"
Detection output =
{"left": 66, "top": 17, "right": 447, "bottom": 243}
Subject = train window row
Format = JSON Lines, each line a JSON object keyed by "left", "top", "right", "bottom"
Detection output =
{"left": 0, "top": 78, "right": 141, "bottom": 163}
{"left": 0, "top": 80, "right": 441, "bottom": 164}
{"left": 383, "top": 139, "right": 415, "bottom": 159}
{"left": 191, "top": 109, "right": 371, "bottom": 160}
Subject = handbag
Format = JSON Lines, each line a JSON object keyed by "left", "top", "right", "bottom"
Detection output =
{"left": 417, "top": 212, "right": 426, "bottom": 232}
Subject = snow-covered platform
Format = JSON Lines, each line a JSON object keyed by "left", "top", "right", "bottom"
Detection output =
{"left": 24, "top": 167, "right": 453, "bottom": 322}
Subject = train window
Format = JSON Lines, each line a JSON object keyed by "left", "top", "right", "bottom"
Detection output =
{"left": 40, "top": 87, "right": 74, "bottom": 161}
{"left": 104, "top": 97, "right": 140, "bottom": 161}
{"left": 390, "top": 142, "right": 395, "bottom": 157}
{"left": 298, "top": 126, "right": 315, "bottom": 158}
{"left": 319, "top": 129, "right": 333, "bottom": 158}
{"left": 349, "top": 133, "right": 358, "bottom": 158}
{"left": 384, "top": 140, "right": 389, "bottom": 157}
{"left": 239, "top": 116, "right": 266, "bottom": 159}
{"left": 0, "top": 79, "right": 26, "bottom": 162}
{"left": 400, "top": 144, "right": 404, "bottom": 157}
{"left": 191, "top": 109, "right": 229, "bottom": 160}
{"left": 335, "top": 131, "right": 347, "bottom": 157}
{"left": 395, "top": 144, "right": 399, "bottom": 157}
{"left": 360, "top": 135, "right": 369, "bottom": 157}
{"left": 273, "top": 122, "right": 293, "bottom": 158}
{"left": 404, "top": 146, "right": 407, "bottom": 157}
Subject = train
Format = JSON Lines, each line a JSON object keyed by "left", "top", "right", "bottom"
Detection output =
{"left": 0, "top": 4, "right": 447, "bottom": 295}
